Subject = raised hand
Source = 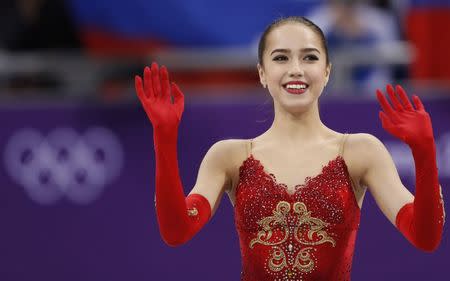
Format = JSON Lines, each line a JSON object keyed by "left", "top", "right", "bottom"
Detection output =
{"left": 376, "top": 85, "right": 444, "bottom": 252}
{"left": 376, "top": 84, "right": 434, "bottom": 147}
{"left": 135, "top": 62, "right": 185, "bottom": 133}
{"left": 135, "top": 64, "right": 211, "bottom": 247}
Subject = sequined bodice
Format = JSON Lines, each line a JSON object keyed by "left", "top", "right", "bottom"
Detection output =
{"left": 233, "top": 138, "right": 361, "bottom": 281}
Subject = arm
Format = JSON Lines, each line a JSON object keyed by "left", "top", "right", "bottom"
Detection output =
{"left": 153, "top": 134, "right": 230, "bottom": 247}
{"left": 135, "top": 63, "right": 230, "bottom": 247}
{"left": 361, "top": 84, "right": 445, "bottom": 252}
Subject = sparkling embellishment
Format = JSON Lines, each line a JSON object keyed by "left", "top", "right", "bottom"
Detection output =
{"left": 288, "top": 244, "right": 293, "bottom": 252}
{"left": 187, "top": 207, "right": 198, "bottom": 217}
{"left": 439, "top": 185, "right": 446, "bottom": 224}
{"left": 234, "top": 153, "right": 361, "bottom": 281}
{"left": 249, "top": 201, "right": 336, "bottom": 278}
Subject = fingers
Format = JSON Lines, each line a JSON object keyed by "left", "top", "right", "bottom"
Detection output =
{"left": 395, "top": 85, "right": 414, "bottom": 110}
{"left": 160, "top": 65, "right": 170, "bottom": 102}
{"left": 171, "top": 82, "right": 185, "bottom": 116}
{"left": 143, "top": 66, "right": 153, "bottom": 98}
{"left": 376, "top": 89, "right": 395, "bottom": 116}
{"left": 135, "top": 75, "right": 145, "bottom": 101}
{"left": 151, "top": 62, "right": 162, "bottom": 98}
{"left": 386, "top": 84, "right": 404, "bottom": 111}
{"left": 412, "top": 95, "right": 425, "bottom": 111}
{"left": 139, "top": 62, "right": 178, "bottom": 106}
{"left": 379, "top": 110, "right": 393, "bottom": 130}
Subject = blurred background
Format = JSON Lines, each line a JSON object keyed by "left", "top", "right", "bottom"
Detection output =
{"left": 0, "top": 0, "right": 449, "bottom": 101}
{"left": 1, "top": 0, "right": 449, "bottom": 280}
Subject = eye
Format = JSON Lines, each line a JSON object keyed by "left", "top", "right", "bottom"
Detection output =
{"left": 273, "top": 55, "right": 288, "bottom": 61}
{"left": 304, "top": 55, "right": 319, "bottom": 61}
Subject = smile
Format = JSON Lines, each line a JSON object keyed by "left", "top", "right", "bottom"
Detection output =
{"left": 283, "top": 82, "right": 309, "bottom": 95}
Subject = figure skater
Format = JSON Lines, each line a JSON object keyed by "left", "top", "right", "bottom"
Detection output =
{"left": 134, "top": 16, "right": 445, "bottom": 281}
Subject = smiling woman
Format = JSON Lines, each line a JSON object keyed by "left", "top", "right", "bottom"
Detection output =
{"left": 256, "top": 17, "right": 331, "bottom": 117}
{"left": 134, "top": 16, "right": 445, "bottom": 281}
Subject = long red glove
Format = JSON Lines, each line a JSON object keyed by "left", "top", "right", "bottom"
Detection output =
{"left": 135, "top": 62, "right": 211, "bottom": 247}
{"left": 376, "top": 84, "right": 445, "bottom": 252}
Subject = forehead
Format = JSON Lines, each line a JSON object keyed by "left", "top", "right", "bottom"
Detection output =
{"left": 265, "top": 22, "right": 322, "bottom": 53}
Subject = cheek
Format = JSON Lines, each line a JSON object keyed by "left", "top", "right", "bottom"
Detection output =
{"left": 266, "top": 69, "right": 283, "bottom": 83}
{"left": 309, "top": 67, "right": 328, "bottom": 82}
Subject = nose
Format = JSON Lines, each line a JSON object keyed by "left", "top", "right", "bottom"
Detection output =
{"left": 288, "top": 60, "right": 304, "bottom": 77}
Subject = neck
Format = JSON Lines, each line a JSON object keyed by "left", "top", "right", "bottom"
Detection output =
{"left": 263, "top": 100, "right": 334, "bottom": 146}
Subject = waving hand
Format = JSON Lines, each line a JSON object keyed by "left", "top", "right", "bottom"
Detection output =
{"left": 376, "top": 84, "right": 434, "bottom": 147}
{"left": 135, "top": 62, "right": 185, "bottom": 134}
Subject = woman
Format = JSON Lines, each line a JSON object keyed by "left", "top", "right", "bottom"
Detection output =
{"left": 134, "top": 16, "right": 445, "bottom": 281}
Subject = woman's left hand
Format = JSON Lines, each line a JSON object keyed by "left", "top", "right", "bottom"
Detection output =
{"left": 376, "top": 84, "right": 434, "bottom": 147}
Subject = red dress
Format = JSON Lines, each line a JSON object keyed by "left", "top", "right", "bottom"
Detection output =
{"left": 234, "top": 134, "right": 361, "bottom": 281}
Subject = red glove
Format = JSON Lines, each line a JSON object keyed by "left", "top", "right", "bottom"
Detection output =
{"left": 135, "top": 62, "right": 211, "bottom": 247}
{"left": 377, "top": 84, "right": 445, "bottom": 252}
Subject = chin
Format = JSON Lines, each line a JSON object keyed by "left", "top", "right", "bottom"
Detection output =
{"left": 280, "top": 101, "right": 314, "bottom": 114}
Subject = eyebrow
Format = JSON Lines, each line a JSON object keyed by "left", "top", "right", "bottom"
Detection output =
{"left": 270, "top": 48, "right": 321, "bottom": 56}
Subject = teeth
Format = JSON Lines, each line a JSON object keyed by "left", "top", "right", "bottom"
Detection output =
{"left": 286, "top": 84, "right": 307, "bottom": 89}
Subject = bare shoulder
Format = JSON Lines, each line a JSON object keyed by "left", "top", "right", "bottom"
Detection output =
{"left": 210, "top": 138, "right": 251, "bottom": 194}
{"left": 344, "top": 133, "right": 388, "bottom": 184}
{"left": 204, "top": 139, "right": 237, "bottom": 175}
{"left": 346, "top": 133, "right": 384, "bottom": 152}
{"left": 207, "top": 139, "right": 235, "bottom": 155}
{"left": 189, "top": 138, "right": 244, "bottom": 200}
{"left": 208, "top": 138, "right": 247, "bottom": 160}
{"left": 347, "top": 133, "right": 388, "bottom": 160}
{"left": 207, "top": 138, "right": 249, "bottom": 175}
{"left": 213, "top": 138, "right": 249, "bottom": 159}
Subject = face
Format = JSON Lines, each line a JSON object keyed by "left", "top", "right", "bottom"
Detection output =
{"left": 257, "top": 22, "right": 331, "bottom": 113}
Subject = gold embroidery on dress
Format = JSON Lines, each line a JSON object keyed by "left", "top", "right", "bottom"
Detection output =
{"left": 249, "top": 201, "right": 336, "bottom": 277}
{"left": 439, "top": 185, "right": 446, "bottom": 223}
{"left": 267, "top": 245, "right": 287, "bottom": 272}
{"left": 292, "top": 202, "right": 336, "bottom": 247}
{"left": 187, "top": 207, "right": 198, "bottom": 216}
{"left": 293, "top": 247, "right": 315, "bottom": 272}
{"left": 250, "top": 201, "right": 290, "bottom": 248}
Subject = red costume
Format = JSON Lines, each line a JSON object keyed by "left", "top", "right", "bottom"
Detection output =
{"left": 235, "top": 134, "right": 360, "bottom": 281}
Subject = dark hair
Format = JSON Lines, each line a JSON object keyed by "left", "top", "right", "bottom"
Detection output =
{"left": 257, "top": 16, "right": 330, "bottom": 66}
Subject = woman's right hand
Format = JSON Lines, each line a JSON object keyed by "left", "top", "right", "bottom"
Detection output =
{"left": 135, "top": 62, "right": 185, "bottom": 134}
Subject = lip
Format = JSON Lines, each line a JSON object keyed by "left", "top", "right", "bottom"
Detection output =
{"left": 283, "top": 81, "right": 309, "bottom": 95}
{"left": 283, "top": 81, "right": 308, "bottom": 86}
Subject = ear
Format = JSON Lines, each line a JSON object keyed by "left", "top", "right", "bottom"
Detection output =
{"left": 324, "top": 63, "right": 332, "bottom": 86}
{"left": 257, "top": 63, "right": 267, "bottom": 87}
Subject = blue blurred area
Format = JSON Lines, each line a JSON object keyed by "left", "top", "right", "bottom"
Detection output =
{"left": 66, "top": 0, "right": 323, "bottom": 46}
{"left": 410, "top": 0, "right": 450, "bottom": 7}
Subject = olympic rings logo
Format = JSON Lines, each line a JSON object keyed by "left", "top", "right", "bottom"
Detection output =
{"left": 3, "top": 127, "right": 123, "bottom": 205}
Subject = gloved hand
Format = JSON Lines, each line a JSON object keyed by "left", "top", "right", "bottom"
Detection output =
{"left": 377, "top": 84, "right": 434, "bottom": 147}
{"left": 135, "top": 62, "right": 184, "bottom": 136}
{"left": 135, "top": 62, "right": 211, "bottom": 247}
{"left": 376, "top": 84, "right": 444, "bottom": 252}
